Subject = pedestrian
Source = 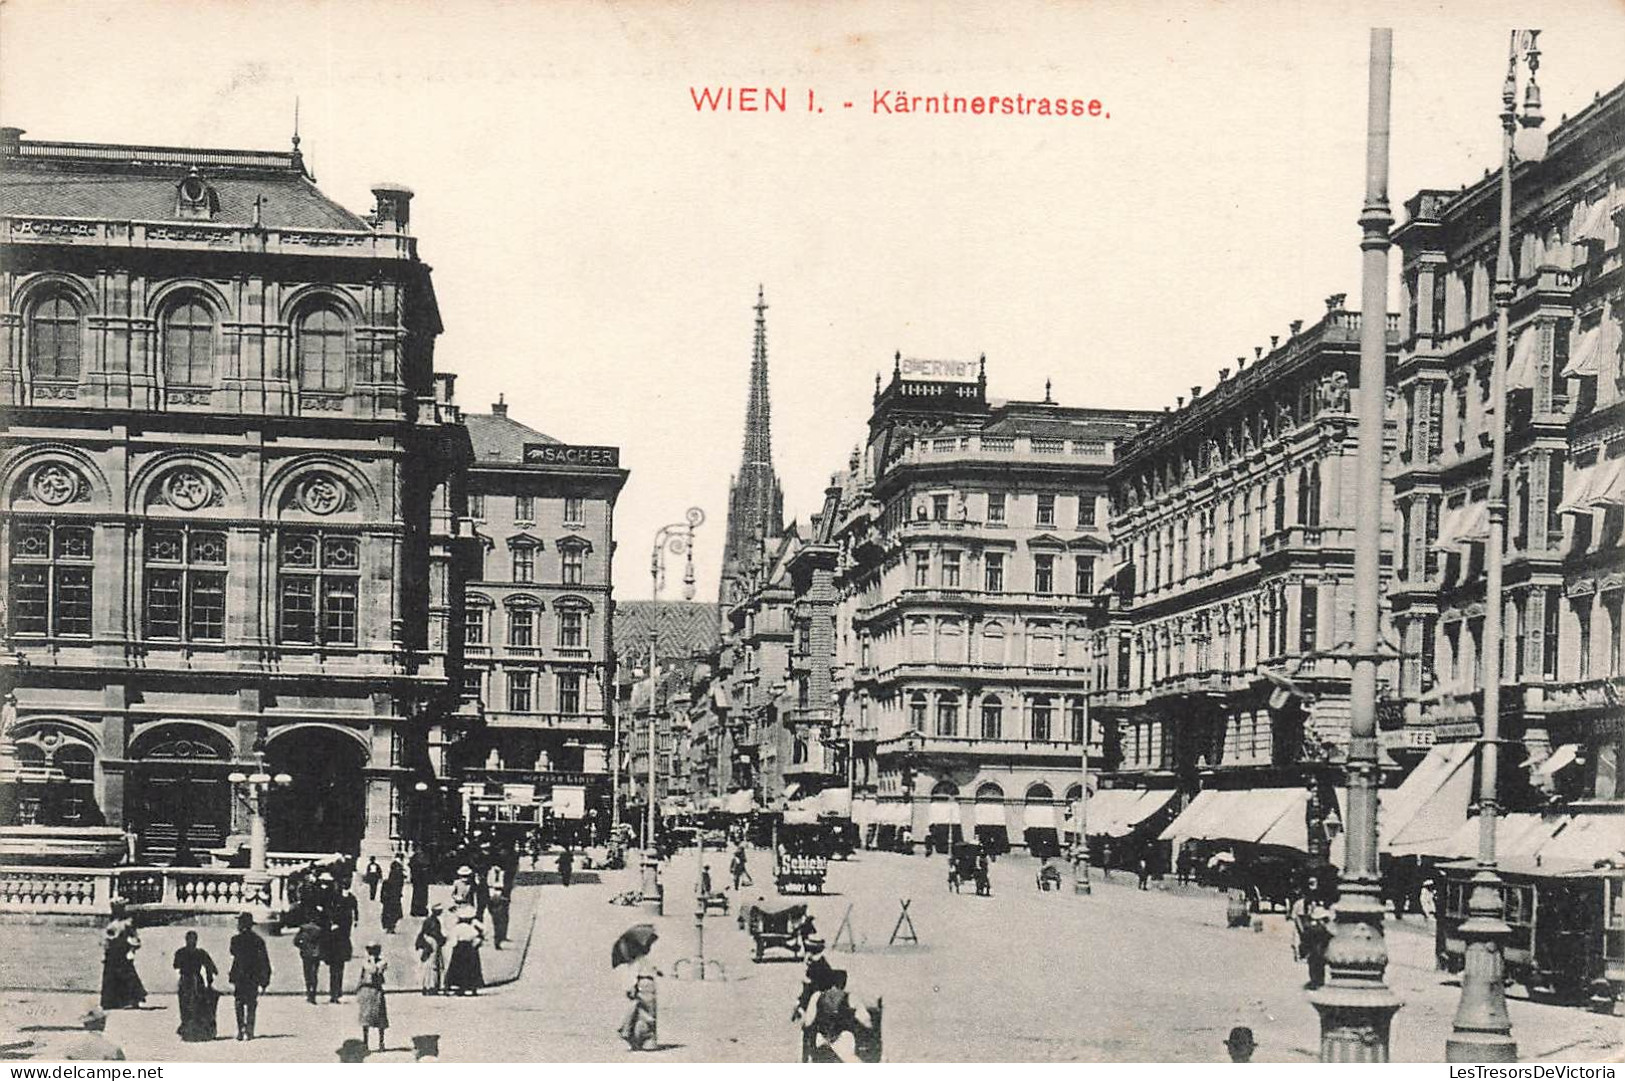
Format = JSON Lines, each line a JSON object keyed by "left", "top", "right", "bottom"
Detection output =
{"left": 1100, "top": 840, "right": 1113, "bottom": 881}
{"left": 172, "top": 930, "right": 219, "bottom": 1042}
{"left": 488, "top": 879, "right": 511, "bottom": 950}
{"left": 558, "top": 845, "right": 574, "bottom": 888}
{"left": 617, "top": 950, "right": 661, "bottom": 1051}
{"left": 443, "top": 907, "right": 485, "bottom": 996}
{"left": 380, "top": 857, "right": 405, "bottom": 933}
{"left": 473, "top": 848, "right": 492, "bottom": 919}
{"left": 293, "top": 914, "right": 325, "bottom": 1004}
{"left": 1177, "top": 847, "right": 1194, "bottom": 886}
{"left": 1299, "top": 906, "right": 1332, "bottom": 990}
{"left": 228, "top": 912, "right": 272, "bottom": 1041}
{"left": 1224, "top": 1026, "right": 1257, "bottom": 1062}
{"left": 99, "top": 899, "right": 146, "bottom": 1011}
{"left": 791, "top": 934, "right": 842, "bottom": 1061}
{"left": 63, "top": 1006, "right": 125, "bottom": 1061}
{"left": 1136, "top": 852, "right": 1151, "bottom": 891}
{"left": 730, "top": 845, "right": 751, "bottom": 890}
{"left": 325, "top": 890, "right": 356, "bottom": 1004}
{"left": 362, "top": 856, "right": 383, "bottom": 902}
{"left": 407, "top": 849, "right": 431, "bottom": 918}
{"left": 415, "top": 903, "right": 447, "bottom": 995}
{"left": 974, "top": 850, "right": 991, "bottom": 897}
{"left": 451, "top": 864, "right": 475, "bottom": 909}
{"left": 356, "top": 943, "right": 389, "bottom": 1052}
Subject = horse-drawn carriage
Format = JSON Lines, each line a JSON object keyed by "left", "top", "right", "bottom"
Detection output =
{"left": 741, "top": 900, "right": 813, "bottom": 962}
{"left": 948, "top": 842, "right": 991, "bottom": 896}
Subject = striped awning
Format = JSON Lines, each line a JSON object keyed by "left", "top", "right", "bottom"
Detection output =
{"left": 1505, "top": 327, "right": 1539, "bottom": 391}
{"left": 1560, "top": 308, "right": 1620, "bottom": 380}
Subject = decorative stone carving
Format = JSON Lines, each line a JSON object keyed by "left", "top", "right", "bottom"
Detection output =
{"left": 299, "top": 395, "right": 345, "bottom": 412}
{"left": 161, "top": 468, "right": 217, "bottom": 511}
{"left": 1321, "top": 371, "right": 1351, "bottom": 412}
{"left": 29, "top": 463, "right": 84, "bottom": 506}
{"left": 297, "top": 473, "right": 350, "bottom": 516}
{"left": 166, "top": 389, "right": 212, "bottom": 406}
{"left": 33, "top": 384, "right": 78, "bottom": 400}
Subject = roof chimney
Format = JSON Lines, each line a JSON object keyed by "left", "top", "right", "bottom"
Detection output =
{"left": 1218, "top": 367, "right": 1231, "bottom": 382}
{"left": 492, "top": 393, "right": 508, "bottom": 418}
{"left": 371, "top": 183, "right": 414, "bottom": 234}
{"left": 1236, "top": 354, "right": 1247, "bottom": 371}
{"left": 1290, "top": 319, "right": 1304, "bottom": 337}
{"left": 1190, "top": 386, "right": 1202, "bottom": 400}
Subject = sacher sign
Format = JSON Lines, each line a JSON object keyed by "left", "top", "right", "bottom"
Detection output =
{"left": 523, "top": 443, "right": 620, "bottom": 467}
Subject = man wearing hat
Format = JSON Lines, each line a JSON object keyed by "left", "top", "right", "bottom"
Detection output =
{"left": 1224, "top": 1026, "right": 1257, "bottom": 1062}
{"left": 293, "top": 912, "right": 326, "bottom": 1005}
{"left": 228, "top": 912, "right": 272, "bottom": 1040}
{"left": 63, "top": 1006, "right": 124, "bottom": 1061}
{"left": 791, "top": 936, "right": 841, "bottom": 1022}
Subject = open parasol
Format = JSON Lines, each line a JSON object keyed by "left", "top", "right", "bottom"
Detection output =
{"left": 611, "top": 923, "right": 659, "bottom": 968}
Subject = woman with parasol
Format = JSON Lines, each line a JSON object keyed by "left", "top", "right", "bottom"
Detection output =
{"left": 612, "top": 924, "right": 662, "bottom": 1051}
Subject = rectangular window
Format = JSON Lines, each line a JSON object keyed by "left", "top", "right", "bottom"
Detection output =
{"left": 1077, "top": 496, "right": 1096, "bottom": 527}
{"left": 935, "top": 697, "right": 958, "bottom": 737}
{"left": 980, "top": 702, "right": 1002, "bottom": 739}
{"left": 557, "top": 672, "right": 582, "bottom": 714}
{"left": 1034, "top": 553, "right": 1055, "bottom": 594}
{"left": 514, "top": 495, "right": 534, "bottom": 521}
{"left": 469, "top": 493, "right": 486, "bottom": 519}
{"left": 1037, "top": 494, "right": 1055, "bottom": 526}
{"left": 1074, "top": 557, "right": 1093, "bottom": 595}
{"left": 558, "top": 608, "right": 584, "bottom": 648}
{"left": 146, "top": 569, "right": 184, "bottom": 639}
{"left": 279, "top": 577, "right": 317, "bottom": 643}
{"left": 513, "top": 546, "right": 535, "bottom": 583}
{"left": 144, "top": 527, "right": 228, "bottom": 642}
{"left": 461, "top": 669, "right": 483, "bottom": 700}
{"left": 1031, "top": 701, "right": 1052, "bottom": 742}
{"left": 466, "top": 607, "right": 486, "bottom": 646}
{"left": 984, "top": 552, "right": 1004, "bottom": 592}
{"left": 322, "top": 578, "right": 358, "bottom": 645}
{"left": 913, "top": 550, "right": 930, "bottom": 587}
{"left": 941, "top": 550, "right": 961, "bottom": 588}
{"left": 562, "top": 548, "right": 585, "bottom": 585}
{"left": 1576, "top": 598, "right": 1593, "bottom": 680}
{"left": 189, "top": 572, "right": 226, "bottom": 641}
{"left": 10, "top": 522, "right": 94, "bottom": 637}
{"left": 509, "top": 608, "right": 534, "bottom": 647}
{"left": 987, "top": 493, "right": 1006, "bottom": 522}
{"left": 1542, "top": 587, "right": 1560, "bottom": 680}
{"left": 508, "top": 671, "right": 533, "bottom": 712}
{"left": 1424, "top": 499, "right": 1441, "bottom": 578}
{"left": 932, "top": 494, "right": 950, "bottom": 520}
{"left": 1427, "top": 387, "right": 1445, "bottom": 462}
{"left": 1299, "top": 585, "right": 1318, "bottom": 654}
{"left": 564, "top": 496, "right": 585, "bottom": 524}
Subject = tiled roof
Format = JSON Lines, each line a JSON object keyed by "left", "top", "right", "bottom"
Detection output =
{"left": 0, "top": 156, "right": 370, "bottom": 230}
{"left": 464, "top": 411, "right": 560, "bottom": 464}
{"left": 615, "top": 601, "right": 722, "bottom": 668}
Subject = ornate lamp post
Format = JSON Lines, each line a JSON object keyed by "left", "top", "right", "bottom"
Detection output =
{"left": 1306, "top": 28, "right": 1402, "bottom": 1061}
{"left": 1073, "top": 689, "right": 1092, "bottom": 895}
{"left": 1448, "top": 30, "right": 1547, "bottom": 1064}
{"left": 228, "top": 748, "right": 292, "bottom": 906}
{"left": 641, "top": 509, "right": 704, "bottom": 907}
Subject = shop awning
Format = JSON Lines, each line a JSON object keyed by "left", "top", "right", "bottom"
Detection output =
{"left": 928, "top": 799, "right": 962, "bottom": 826}
{"left": 783, "top": 803, "right": 819, "bottom": 825}
{"left": 1582, "top": 457, "right": 1625, "bottom": 510}
{"left": 1160, "top": 788, "right": 1306, "bottom": 848}
{"left": 724, "top": 789, "right": 756, "bottom": 815}
{"left": 1432, "top": 501, "right": 1489, "bottom": 551}
{"left": 873, "top": 802, "right": 911, "bottom": 827}
{"left": 1383, "top": 742, "right": 1477, "bottom": 856}
{"left": 1556, "top": 465, "right": 1601, "bottom": 515}
{"left": 1506, "top": 327, "right": 1538, "bottom": 391}
{"left": 851, "top": 798, "right": 877, "bottom": 826}
{"left": 1423, "top": 812, "right": 1555, "bottom": 861}
{"left": 1088, "top": 789, "right": 1177, "bottom": 838}
{"left": 1570, "top": 195, "right": 1617, "bottom": 244}
{"left": 974, "top": 800, "right": 1006, "bottom": 827}
{"left": 1538, "top": 813, "right": 1625, "bottom": 870}
{"left": 817, "top": 787, "right": 853, "bottom": 817}
{"left": 1160, "top": 790, "right": 1227, "bottom": 844}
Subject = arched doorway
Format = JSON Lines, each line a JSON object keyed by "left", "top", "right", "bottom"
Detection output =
{"left": 973, "top": 781, "right": 1008, "bottom": 854}
{"left": 927, "top": 779, "right": 962, "bottom": 853}
{"left": 265, "top": 727, "right": 368, "bottom": 856}
{"left": 1024, "top": 782, "right": 1060, "bottom": 857}
{"left": 128, "top": 727, "right": 233, "bottom": 865}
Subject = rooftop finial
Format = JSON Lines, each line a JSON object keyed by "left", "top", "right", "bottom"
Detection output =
{"left": 754, "top": 283, "right": 767, "bottom": 318}
{"left": 893, "top": 350, "right": 901, "bottom": 376}
{"left": 292, "top": 97, "right": 301, "bottom": 151}
{"left": 1044, "top": 378, "right": 1053, "bottom": 403}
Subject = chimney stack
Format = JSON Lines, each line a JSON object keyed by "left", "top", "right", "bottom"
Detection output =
{"left": 491, "top": 393, "right": 508, "bottom": 418}
{"left": 1219, "top": 368, "right": 1231, "bottom": 382}
{"left": 371, "top": 183, "right": 414, "bottom": 234}
{"left": 1290, "top": 319, "right": 1304, "bottom": 337}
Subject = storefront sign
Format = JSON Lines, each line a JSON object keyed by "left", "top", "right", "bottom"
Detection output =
{"left": 899, "top": 356, "right": 979, "bottom": 384}
{"left": 523, "top": 443, "right": 620, "bottom": 467}
{"left": 552, "top": 784, "right": 586, "bottom": 819}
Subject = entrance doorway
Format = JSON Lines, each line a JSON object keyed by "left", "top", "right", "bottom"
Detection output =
{"left": 128, "top": 729, "right": 234, "bottom": 865}
{"left": 265, "top": 727, "right": 368, "bottom": 856}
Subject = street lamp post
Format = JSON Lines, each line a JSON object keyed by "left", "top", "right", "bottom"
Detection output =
{"left": 1307, "top": 28, "right": 1402, "bottom": 1061}
{"left": 641, "top": 509, "right": 705, "bottom": 907}
{"left": 228, "top": 749, "right": 292, "bottom": 907}
{"left": 1448, "top": 30, "right": 1547, "bottom": 1064}
{"left": 1073, "top": 691, "right": 1091, "bottom": 895}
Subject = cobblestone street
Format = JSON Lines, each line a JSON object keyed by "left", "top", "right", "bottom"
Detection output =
{"left": 3, "top": 851, "right": 1619, "bottom": 1062}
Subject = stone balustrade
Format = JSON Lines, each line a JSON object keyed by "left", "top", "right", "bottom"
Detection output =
{"left": 0, "top": 864, "right": 293, "bottom": 917}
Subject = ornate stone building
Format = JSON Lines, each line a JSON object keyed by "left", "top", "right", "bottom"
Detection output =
{"left": 1390, "top": 83, "right": 1623, "bottom": 804}
{"left": 451, "top": 398, "right": 626, "bottom": 839}
{"left": 829, "top": 358, "right": 1156, "bottom": 851}
{"left": 1100, "top": 301, "right": 1402, "bottom": 860}
{"left": 0, "top": 129, "right": 470, "bottom": 860}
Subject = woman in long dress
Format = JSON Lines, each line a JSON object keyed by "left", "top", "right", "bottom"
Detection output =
{"left": 442, "top": 909, "right": 484, "bottom": 996}
{"left": 379, "top": 859, "right": 405, "bottom": 933}
{"left": 100, "top": 903, "right": 146, "bottom": 1010}
{"left": 415, "top": 905, "right": 446, "bottom": 994}
{"left": 356, "top": 944, "right": 389, "bottom": 1052}
{"left": 172, "top": 931, "right": 218, "bottom": 1042}
{"left": 617, "top": 955, "right": 660, "bottom": 1052}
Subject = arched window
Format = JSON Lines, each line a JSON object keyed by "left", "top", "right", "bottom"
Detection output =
{"left": 297, "top": 305, "right": 348, "bottom": 392}
{"left": 1030, "top": 695, "right": 1054, "bottom": 741}
{"left": 980, "top": 696, "right": 1003, "bottom": 739}
{"left": 981, "top": 621, "right": 1005, "bottom": 665}
{"left": 1272, "top": 478, "right": 1287, "bottom": 533}
{"left": 163, "top": 296, "right": 215, "bottom": 386}
{"left": 29, "top": 293, "right": 82, "bottom": 382}
{"left": 908, "top": 692, "right": 928, "bottom": 731}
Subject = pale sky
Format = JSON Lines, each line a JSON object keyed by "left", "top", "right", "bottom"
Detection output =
{"left": 3, "top": 0, "right": 1621, "bottom": 600}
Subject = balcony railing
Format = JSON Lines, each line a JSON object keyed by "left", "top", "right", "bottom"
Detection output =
{"left": 856, "top": 587, "right": 1102, "bottom": 622}
{"left": 900, "top": 434, "right": 1114, "bottom": 466}
{"left": 878, "top": 732, "right": 1085, "bottom": 757}
{"left": 483, "top": 711, "right": 608, "bottom": 731}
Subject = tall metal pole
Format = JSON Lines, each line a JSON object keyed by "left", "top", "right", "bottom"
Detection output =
{"left": 1448, "top": 31, "right": 1538, "bottom": 1063}
{"left": 1073, "top": 693, "right": 1091, "bottom": 894}
{"left": 1308, "top": 27, "right": 1402, "bottom": 1061}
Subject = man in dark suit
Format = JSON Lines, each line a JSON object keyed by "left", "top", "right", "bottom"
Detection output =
{"left": 228, "top": 912, "right": 272, "bottom": 1040}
